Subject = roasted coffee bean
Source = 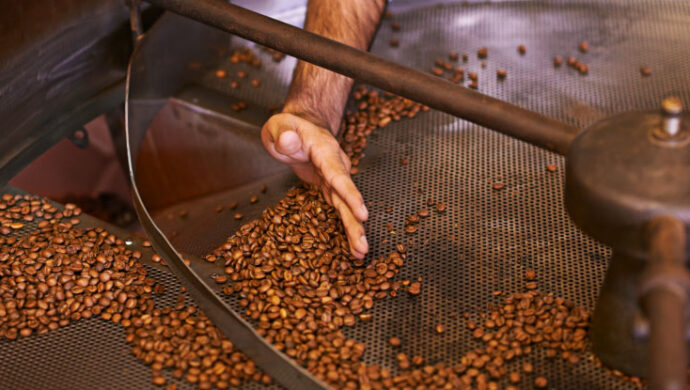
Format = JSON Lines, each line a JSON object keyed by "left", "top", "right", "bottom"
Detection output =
{"left": 546, "top": 163, "right": 557, "bottom": 172}
{"left": 431, "top": 67, "right": 444, "bottom": 76}
{"left": 249, "top": 195, "right": 259, "bottom": 204}
{"left": 435, "top": 203, "right": 446, "bottom": 212}
{"left": 408, "top": 282, "right": 421, "bottom": 295}
{"left": 215, "top": 70, "right": 227, "bottom": 78}
{"left": 579, "top": 41, "right": 589, "bottom": 53}
{"left": 492, "top": 182, "right": 505, "bottom": 190}
{"left": 233, "top": 213, "right": 243, "bottom": 220}
{"left": 389, "top": 337, "right": 401, "bottom": 347}
{"left": 517, "top": 44, "right": 526, "bottom": 55}
{"left": 553, "top": 56, "right": 563, "bottom": 67}
{"left": 448, "top": 52, "right": 459, "bottom": 61}
{"left": 640, "top": 66, "right": 652, "bottom": 76}
{"left": 435, "top": 324, "right": 446, "bottom": 334}
{"left": 391, "top": 21, "right": 401, "bottom": 31}
{"left": 389, "top": 38, "right": 399, "bottom": 48}
{"left": 535, "top": 377, "right": 548, "bottom": 388}
{"left": 251, "top": 79, "right": 260, "bottom": 87}
{"left": 477, "top": 47, "right": 488, "bottom": 59}
{"left": 152, "top": 376, "right": 166, "bottom": 386}
{"left": 496, "top": 69, "right": 507, "bottom": 79}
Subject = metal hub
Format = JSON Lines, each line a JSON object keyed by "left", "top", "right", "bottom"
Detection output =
{"left": 566, "top": 98, "right": 690, "bottom": 377}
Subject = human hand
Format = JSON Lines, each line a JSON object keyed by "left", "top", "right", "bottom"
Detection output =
{"left": 261, "top": 112, "right": 369, "bottom": 258}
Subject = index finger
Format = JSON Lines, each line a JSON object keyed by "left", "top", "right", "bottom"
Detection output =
{"left": 310, "top": 143, "right": 368, "bottom": 222}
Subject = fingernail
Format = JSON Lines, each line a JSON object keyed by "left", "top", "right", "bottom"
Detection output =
{"left": 359, "top": 234, "right": 368, "bottom": 249}
{"left": 360, "top": 205, "right": 369, "bottom": 219}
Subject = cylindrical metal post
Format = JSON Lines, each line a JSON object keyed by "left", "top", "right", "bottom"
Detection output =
{"left": 642, "top": 216, "right": 688, "bottom": 390}
{"left": 145, "top": 0, "right": 580, "bottom": 155}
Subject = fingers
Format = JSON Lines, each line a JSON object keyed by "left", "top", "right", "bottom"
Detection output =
{"left": 331, "top": 192, "right": 369, "bottom": 259}
{"left": 310, "top": 143, "right": 368, "bottom": 222}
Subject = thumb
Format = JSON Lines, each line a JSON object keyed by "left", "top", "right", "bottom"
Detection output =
{"left": 262, "top": 113, "right": 310, "bottom": 163}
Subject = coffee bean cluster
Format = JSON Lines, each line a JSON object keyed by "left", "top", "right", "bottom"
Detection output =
{"left": 0, "top": 194, "right": 158, "bottom": 340}
{"left": 340, "top": 85, "right": 429, "bottom": 173}
{"left": 0, "top": 193, "right": 81, "bottom": 234}
{"left": 125, "top": 294, "right": 271, "bottom": 389}
{"left": 207, "top": 186, "right": 414, "bottom": 388}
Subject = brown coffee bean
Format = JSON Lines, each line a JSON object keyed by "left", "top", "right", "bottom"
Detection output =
{"left": 640, "top": 66, "right": 652, "bottom": 76}
{"left": 553, "top": 56, "right": 563, "bottom": 67}
{"left": 215, "top": 70, "right": 226, "bottom": 78}
{"left": 389, "top": 38, "right": 399, "bottom": 48}
{"left": 449, "top": 52, "right": 459, "bottom": 61}
{"left": 525, "top": 269, "right": 536, "bottom": 280}
{"left": 492, "top": 182, "right": 504, "bottom": 190}
{"left": 152, "top": 376, "right": 166, "bottom": 386}
{"left": 435, "top": 324, "right": 446, "bottom": 334}
{"left": 477, "top": 47, "right": 488, "bottom": 59}
{"left": 408, "top": 282, "right": 421, "bottom": 295}
{"left": 523, "top": 362, "right": 534, "bottom": 373}
{"left": 404, "top": 225, "right": 418, "bottom": 234}
{"left": 546, "top": 164, "right": 557, "bottom": 172}
{"left": 389, "top": 337, "right": 401, "bottom": 347}
{"left": 233, "top": 213, "right": 243, "bottom": 220}
{"left": 391, "top": 21, "right": 401, "bottom": 31}
{"left": 535, "top": 377, "right": 548, "bottom": 388}
{"left": 496, "top": 69, "right": 507, "bottom": 79}
{"left": 579, "top": 41, "right": 589, "bottom": 53}
{"left": 431, "top": 67, "right": 444, "bottom": 76}
{"left": 517, "top": 45, "right": 526, "bottom": 55}
{"left": 250, "top": 195, "right": 259, "bottom": 204}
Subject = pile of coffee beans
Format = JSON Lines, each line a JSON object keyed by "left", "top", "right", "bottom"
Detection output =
{"left": 340, "top": 85, "right": 428, "bottom": 173}
{"left": 125, "top": 294, "right": 271, "bottom": 389}
{"left": 0, "top": 194, "right": 159, "bottom": 340}
{"left": 206, "top": 186, "right": 414, "bottom": 388}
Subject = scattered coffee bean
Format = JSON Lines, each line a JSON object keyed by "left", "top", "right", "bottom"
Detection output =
{"left": 553, "top": 56, "right": 563, "bottom": 67}
{"left": 640, "top": 66, "right": 652, "bottom": 76}
{"left": 408, "top": 282, "right": 421, "bottom": 295}
{"left": 517, "top": 44, "right": 526, "bottom": 55}
{"left": 389, "top": 337, "right": 401, "bottom": 347}
{"left": 535, "top": 377, "right": 548, "bottom": 388}
{"left": 496, "top": 69, "right": 507, "bottom": 79}
{"left": 579, "top": 41, "right": 589, "bottom": 53}
{"left": 389, "top": 38, "right": 399, "bottom": 48}
{"left": 477, "top": 47, "right": 488, "bottom": 59}
{"left": 492, "top": 182, "right": 505, "bottom": 190}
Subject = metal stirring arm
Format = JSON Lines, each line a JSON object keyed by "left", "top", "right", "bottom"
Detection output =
{"left": 145, "top": 0, "right": 580, "bottom": 156}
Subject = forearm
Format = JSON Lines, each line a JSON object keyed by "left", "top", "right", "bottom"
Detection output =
{"left": 283, "top": 0, "right": 386, "bottom": 134}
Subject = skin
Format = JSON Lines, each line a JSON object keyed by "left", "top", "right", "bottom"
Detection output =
{"left": 261, "top": 0, "right": 386, "bottom": 259}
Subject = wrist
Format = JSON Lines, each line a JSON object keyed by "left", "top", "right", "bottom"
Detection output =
{"left": 282, "top": 101, "right": 340, "bottom": 135}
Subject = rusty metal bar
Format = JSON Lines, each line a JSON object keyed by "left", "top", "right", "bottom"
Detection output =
{"left": 145, "top": 0, "right": 580, "bottom": 155}
{"left": 641, "top": 216, "right": 688, "bottom": 390}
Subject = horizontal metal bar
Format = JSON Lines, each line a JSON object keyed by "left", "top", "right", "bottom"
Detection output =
{"left": 146, "top": 0, "right": 580, "bottom": 155}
